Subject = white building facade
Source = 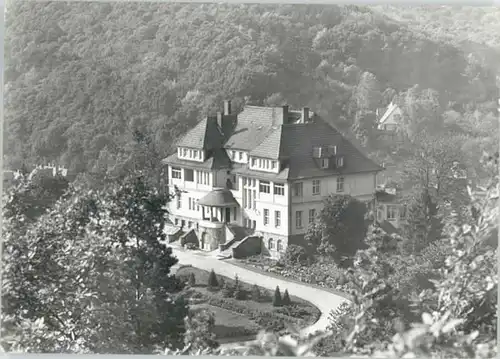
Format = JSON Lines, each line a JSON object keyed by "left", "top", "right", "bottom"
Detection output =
{"left": 164, "top": 102, "right": 383, "bottom": 258}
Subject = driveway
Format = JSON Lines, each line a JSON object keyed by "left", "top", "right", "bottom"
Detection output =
{"left": 172, "top": 248, "right": 349, "bottom": 337}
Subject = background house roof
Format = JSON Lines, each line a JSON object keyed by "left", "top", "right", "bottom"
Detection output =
{"left": 378, "top": 102, "right": 402, "bottom": 125}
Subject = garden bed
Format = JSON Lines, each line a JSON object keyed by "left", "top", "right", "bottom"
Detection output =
{"left": 232, "top": 255, "right": 353, "bottom": 299}
{"left": 176, "top": 266, "right": 321, "bottom": 337}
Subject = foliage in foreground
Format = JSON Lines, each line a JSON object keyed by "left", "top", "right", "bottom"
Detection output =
{"left": 2, "top": 175, "right": 189, "bottom": 353}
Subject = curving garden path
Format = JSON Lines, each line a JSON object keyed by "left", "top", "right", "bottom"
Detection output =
{"left": 171, "top": 247, "right": 350, "bottom": 348}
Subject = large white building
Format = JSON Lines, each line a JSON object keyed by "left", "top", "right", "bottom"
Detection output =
{"left": 163, "top": 101, "right": 383, "bottom": 258}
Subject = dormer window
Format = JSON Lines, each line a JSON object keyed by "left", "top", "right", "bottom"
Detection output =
{"left": 239, "top": 151, "right": 243, "bottom": 160}
{"left": 231, "top": 150, "right": 236, "bottom": 159}
{"left": 312, "top": 146, "right": 322, "bottom": 158}
{"left": 336, "top": 156, "right": 344, "bottom": 168}
{"left": 320, "top": 158, "right": 329, "bottom": 169}
{"left": 182, "top": 148, "right": 187, "bottom": 157}
{"left": 328, "top": 145, "right": 337, "bottom": 156}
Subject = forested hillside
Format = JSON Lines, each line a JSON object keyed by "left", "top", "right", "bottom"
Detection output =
{"left": 4, "top": 2, "right": 498, "bottom": 178}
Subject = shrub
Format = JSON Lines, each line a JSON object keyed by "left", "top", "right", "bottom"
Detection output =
{"left": 221, "top": 280, "right": 233, "bottom": 298}
{"left": 188, "top": 272, "right": 196, "bottom": 287}
{"left": 233, "top": 275, "right": 245, "bottom": 300}
{"left": 280, "top": 244, "right": 311, "bottom": 267}
{"left": 273, "top": 286, "right": 282, "bottom": 307}
{"left": 251, "top": 284, "right": 261, "bottom": 302}
{"left": 282, "top": 289, "right": 291, "bottom": 306}
{"left": 207, "top": 269, "right": 219, "bottom": 289}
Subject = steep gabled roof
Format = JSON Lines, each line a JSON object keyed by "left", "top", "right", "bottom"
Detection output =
{"left": 280, "top": 118, "right": 383, "bottom": 179}
{"left": 162, "top": 147, "right": 231, "bottom": 170}
{"left": 224, "top": 106, "right": 279, "bottom": 151}
{"left": 378, "top": 102, "right": 402, "bottom": 125}
{"left": 176, "top": 117, "right": 224, "bottom": 150}
{"left": 248, "top": 126, "right": 286, "bottom": 160}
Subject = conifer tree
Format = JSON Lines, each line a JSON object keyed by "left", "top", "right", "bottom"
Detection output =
{"left": 233, "top": 275, "right": 245, "bottom": 300}
{"left": 282, "top": 289, "right": 291, "bottom": 306}
{"left": 188, "top": 272, "right": 196, "bottom": 287}
{"left": 251, "top": 284, "right": 261, "bottom": 302}
{"left": 273, "top": 286, "right": 282, "bottom": 307}
{"left": 207, "top": 269, "right": 219, "bottom": 289}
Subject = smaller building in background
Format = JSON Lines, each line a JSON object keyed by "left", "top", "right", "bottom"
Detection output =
{"left": 376, "top": 101, "right": 406, "bottom": 144}
{"left": 375, "top": 183, "right": 407, "bottom": 232}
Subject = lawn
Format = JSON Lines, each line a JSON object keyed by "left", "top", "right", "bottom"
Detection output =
{"left": 190, "top": 304, "right": 260, "bottom": 341}
{"left": 176, "top": 266, "right": 321, "bottom": 339}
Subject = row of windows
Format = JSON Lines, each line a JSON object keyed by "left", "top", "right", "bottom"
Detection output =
{"left": 295, "top": 209, "right": 317, "bottom": 229}
{"left": 243, "top": 188, "right": 257, "bottom": 209}
{"left": 178, "top": 147, "right": 202, "bottom": 160}
{"left": 268, "top": 238, "right": 283, "bottom": 251}
{"left": 292, "top": 177, "right": 344, "bottom": 197}
{"left": 259, "top": 181, "right": 284, "bottom": 195}
{"left": 171, "top": 167, "right": 210, "bottom": 186}
{"left": 188, "top": 197, "right": 200, "bottom": 212}
{"left": 229, "top": 150, "right": 245, "bottom": 161}
{"left": 263, "top": 209, "right": 281, "bottom": 228}
{"left": 250, "top": 157, "right": 278, "bottom": 171}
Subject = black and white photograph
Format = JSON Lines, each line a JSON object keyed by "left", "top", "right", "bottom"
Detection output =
{"left": 2, "top": 2, "right": 499, "bottom": 357}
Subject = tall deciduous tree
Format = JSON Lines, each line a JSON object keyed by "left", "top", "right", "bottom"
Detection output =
{"left": 183, "top": 309, "right": 218, "bottom": 351}
{"left": 401, "top": 189, "right": 443, "bottom": 254}
{"left": 305, "top": 194, "right": 368, "bottom": 265}
{"left": 2, "top": 176, "right": 188, "bottom": 353}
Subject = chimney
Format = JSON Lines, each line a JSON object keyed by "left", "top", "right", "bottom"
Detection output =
{"left": 302, "top": 107, "right": 310, "bottom": 123}
{"left": 224, "top": 100, "right": 231, "bottom": 115}
{"left": 282, "top": 105, "right": 289, "bottom": 124}
{"left": 217, "top": 111, "right": 223, "bottom": 128}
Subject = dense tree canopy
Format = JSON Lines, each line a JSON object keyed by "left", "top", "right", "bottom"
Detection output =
{"left": 2, "top": 176, "right": 188, "bottom": 353}
{"left": 4, "top": 2, "right": 498, "bottom": 177}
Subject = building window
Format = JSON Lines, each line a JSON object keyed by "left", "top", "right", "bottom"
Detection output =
{"left": 259, "top": 181, "right": 271, "bottom": 194}
{"left": 320, "top": 158, "right": 329, "bottom": 169}
{"left": 252, "top": 189, "right": 256, "bottom": 209}
{"left": 293, "top": 182, "right": 303, "bottom": 197}
{"left": 233, "top": 208, "right": 237, "bottom": 221}
{"left": 251, "top": 158, "right": 256, "bottom": 166}
{"left": 184, "top": 168, "right": 194, "bottom": 182}
{"left": 336, "top": 177, "right": 345, "bottom": 192}
{"left": 182, "top": 148, "right": 187, "bottom": 157}
{"left": 268, "top": 238, "right": 274, "bottom": 250}
{"left": 400, "top": 205, "right": 407, "bottom": 219}
{"left": 252, "top": 220, "right": 256, "bottom": 229}
{"left": 188, "top": 221, "right": 193, "bottom": 228}
{"left": 336, "top": 157, "right": 344, "bottom": 168}
{"left": 263, "top": 209, "right": 269, "bottom": 225}
{"left": 271, "top": 161, "right": 276, "bottom": 169}
{"left": 387, "top": 205, "right": 398, "bottom": 220}
{"left": 296, "top": 211, "right": 303, "bottom": 229}
{"left": 277, "top": 239, "right": 283, "bottom": 252}
{"left": 275, "top": 211, "right": 281, "bottom": 228}
{"left": 274, "top": 183, "right": 285, "bottom": 196}
{"left": 196, "top": 171, "right": 210, "bottom": 185}
{"left": 196, "top": 201, "right": 200, "bottom": 211}
{"left": 172, "top": 167, "right": 182, "bottom": 179}
{"left": 239, "top": 151, "right": 243, "bottom": 160}
{"left": 174, "top": 218, "right": 179, "bottom": 226}
{"left": 188, "top": 197, "right": 192, "bottom": 211}
{"left": 309, "top": 209, "right": 316, "bottom": 224}
{"left": 312, "top": 180, "right": 320, "bottom": 195}
{"left": 176, "top": 194, "right": 181, "bottom": 209}
{"left": 231, "top": 150, "right": 236, "bottom": 159}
